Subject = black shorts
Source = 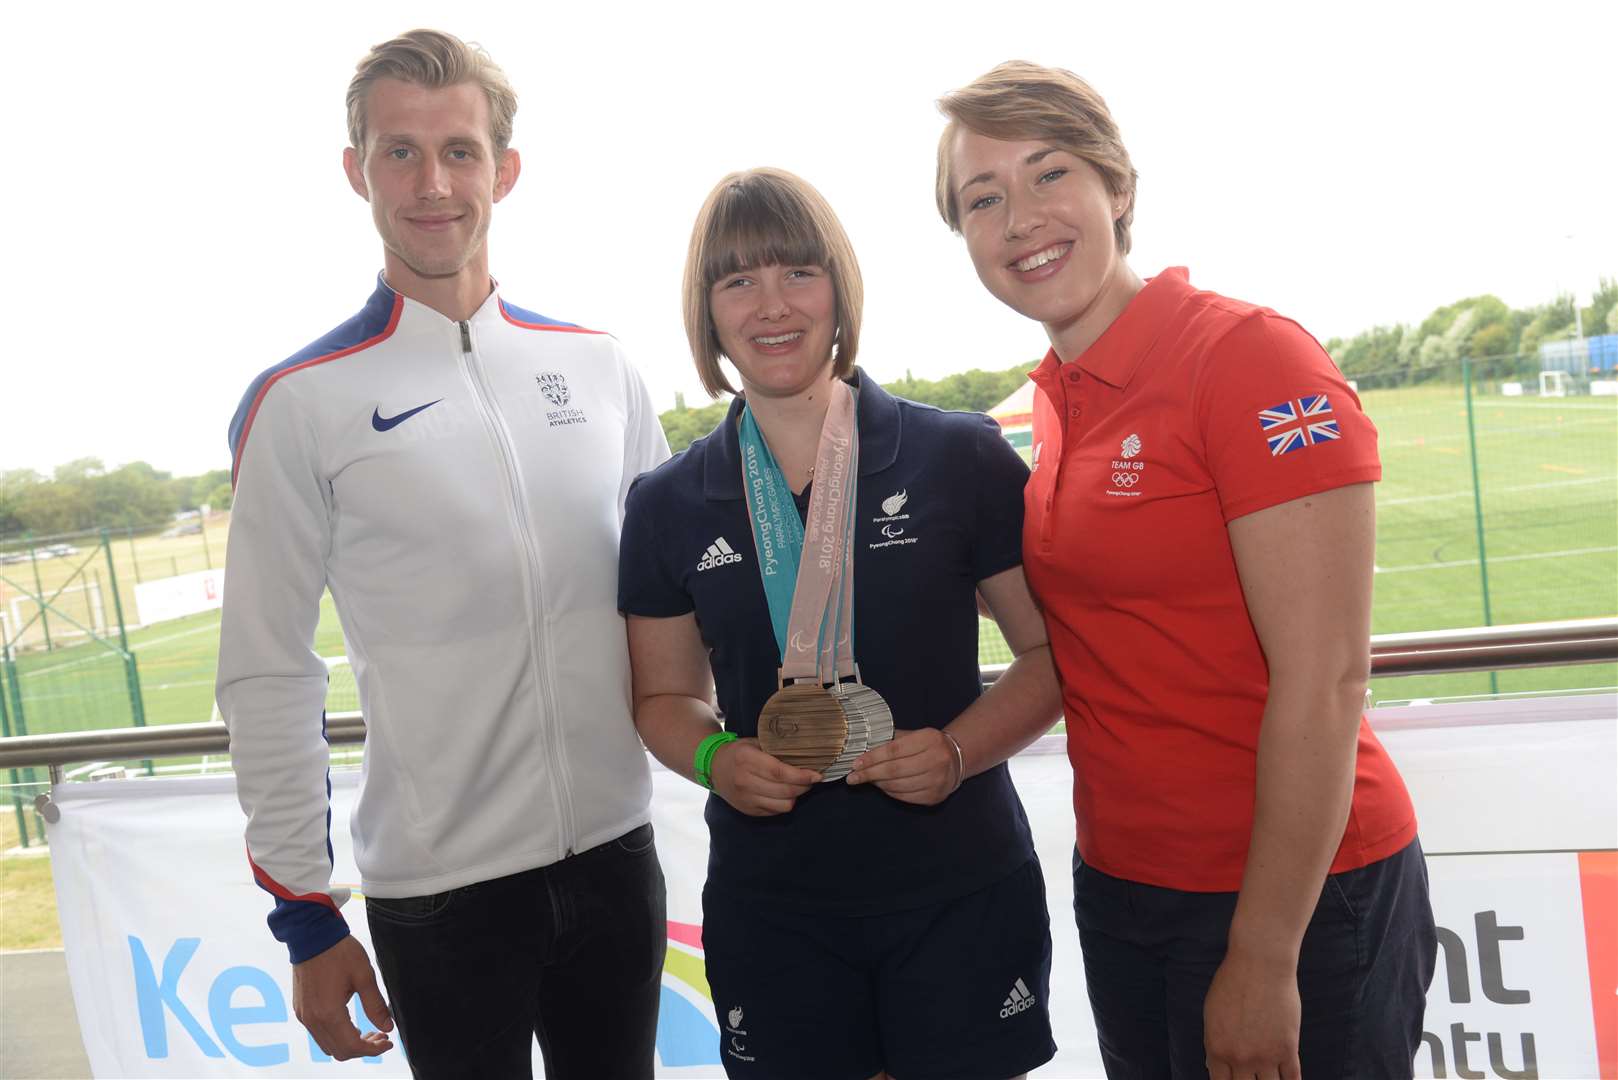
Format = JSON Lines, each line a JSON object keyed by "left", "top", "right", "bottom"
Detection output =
{"left": 702, "top": 858, "right": 1056, "bottom": 1080}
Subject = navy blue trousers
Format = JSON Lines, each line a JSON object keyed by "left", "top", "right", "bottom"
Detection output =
{"left": 1073, "top": 838, "right": 1437, "bottom": 1079}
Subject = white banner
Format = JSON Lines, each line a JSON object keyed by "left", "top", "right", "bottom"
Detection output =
{"left": 133, "top": 568, "right": 225, "bottom": 626}
{"left": 46, "top": 695, "right": 1617, "bottom": 1078}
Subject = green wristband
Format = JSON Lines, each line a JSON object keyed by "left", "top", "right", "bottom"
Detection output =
{"left": 694, "top": 731, "right": 739, "bottom": 790}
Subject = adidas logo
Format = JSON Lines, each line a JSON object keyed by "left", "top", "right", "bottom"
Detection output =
{"left": 697, "top": 537, "right": 744, "bottom": 572}
{"left": 999, "top": 977, "right": 1036, "bottom": 1019}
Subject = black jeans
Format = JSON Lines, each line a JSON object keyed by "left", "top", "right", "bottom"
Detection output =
{"left": 366, "top": 823, "right": 667, "bottom": 1080}
{"left": 1073, "top": 838, "right": 1437, "bottom": 1080}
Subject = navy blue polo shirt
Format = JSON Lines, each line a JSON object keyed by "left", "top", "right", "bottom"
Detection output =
{"left": 619, "top": 371, "right": 1038, "bottom": 915}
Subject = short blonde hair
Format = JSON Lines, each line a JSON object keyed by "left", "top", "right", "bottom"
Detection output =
{"left": 682, "top": 168, "right": 864, "bottom": 398}
{"left": 347, "top": 29, "right": 518, "bottom": 158}
{"left": 935, "top": 61, "right": 1137, "bottom": 254}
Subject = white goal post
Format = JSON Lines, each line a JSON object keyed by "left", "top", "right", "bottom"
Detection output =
{"left": 4, "top": 580, "right": 108, "bottom": 651}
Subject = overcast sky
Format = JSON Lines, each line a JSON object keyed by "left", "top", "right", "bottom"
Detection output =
{"left": 4, "top": 0, "right": 1614, "bottom": 477}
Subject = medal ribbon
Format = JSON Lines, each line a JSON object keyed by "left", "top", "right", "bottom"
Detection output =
{"left": 739, "top": 380, "right": 860, "bottom": 684}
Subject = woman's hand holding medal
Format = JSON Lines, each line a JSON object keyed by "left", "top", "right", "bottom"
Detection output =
{"left": 709, "top": 737, "right": 823, "bottom": 817}
{"left": 847, "top": 727, "right": 965, "bottom": 806}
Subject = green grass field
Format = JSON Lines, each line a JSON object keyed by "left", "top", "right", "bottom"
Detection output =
{"left": 1363, "top": 386, "right": 1615, "bottom": 700}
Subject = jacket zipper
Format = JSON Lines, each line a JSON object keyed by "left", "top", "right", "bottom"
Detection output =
{"left": 456, "top": 318, "right": 578, "bottom": 858}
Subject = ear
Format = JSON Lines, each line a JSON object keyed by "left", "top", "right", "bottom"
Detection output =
{"left": 493, "top": 148, "right": 521, "bottom": 203}
{"left": 342, "top": 146, "right": 370, "bottom": 201}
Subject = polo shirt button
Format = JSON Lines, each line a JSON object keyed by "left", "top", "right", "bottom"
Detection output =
{"left": 1066, "top": 371, "right": 1081, "bottom": 382}
{"left": 1069, "top": 407, "right": 1081, "bottom": 419}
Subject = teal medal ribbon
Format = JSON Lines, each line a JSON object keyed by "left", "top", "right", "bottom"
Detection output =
{"left": 738, "top": 404, "right": 806, "bottom": 662}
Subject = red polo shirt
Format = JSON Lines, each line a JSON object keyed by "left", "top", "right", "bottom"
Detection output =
{"left": 1024, "top": 267, "right": 1417, "bottom": 892}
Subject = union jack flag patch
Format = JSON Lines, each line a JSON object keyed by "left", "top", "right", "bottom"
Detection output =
{"left": 1257, "top": 394, "right": 1341, "bottom": 456}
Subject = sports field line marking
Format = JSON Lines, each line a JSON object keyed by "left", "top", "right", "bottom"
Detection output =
{"left": 1380, "top": 474, "right": 1616, "bottom": 507}
{"left": 14, "top": 619, "right": 221, "bottom": 680}
{"left": 1482, "top": 401, "right": 1618, "bottom": 412}
{"left": 1375, "top": 544, "right": 1618, "bottom": 575}
{"left": 126, "top": 620, "right": 223, "bottom": 651}
{"left": 1381, "top": 414, "right": 1614, "bottom": 448}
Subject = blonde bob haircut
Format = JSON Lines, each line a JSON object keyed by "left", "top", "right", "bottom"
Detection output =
{"left": 935, "top": 61, "right": 1138, "bottom": 255}
{"left": 683, "top": 168, "right": 864, "bottom": 398}
{"left": 347, "top": 29, "right": 518, "bottom": 158}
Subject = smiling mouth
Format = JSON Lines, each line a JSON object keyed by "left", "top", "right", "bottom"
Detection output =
{"left": 1011, "top": 243, "right": 1073, "bottom": 272}
{"left": 753, "top": 332, "right": 804, "bottom": 346}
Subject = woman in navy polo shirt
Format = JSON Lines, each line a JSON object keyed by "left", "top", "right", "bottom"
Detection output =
{"left": 934, "top": 63, "right": 1437, "bottom": 1079}
{"left": 618, "top": 167, "right": 1062, "bottom": 1080}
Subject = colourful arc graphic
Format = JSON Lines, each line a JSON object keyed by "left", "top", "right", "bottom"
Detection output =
{"left": 658, "top": 919, "right": 721, "bottom": 1067}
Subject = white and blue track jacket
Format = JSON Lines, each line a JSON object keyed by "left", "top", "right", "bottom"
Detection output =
{"left": 217, "top": 276, "right": 670, "bottom": 963}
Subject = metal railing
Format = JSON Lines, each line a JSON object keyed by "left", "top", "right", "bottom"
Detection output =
{"left": 0, "top": 617, "right": 1614, "bottom": 774}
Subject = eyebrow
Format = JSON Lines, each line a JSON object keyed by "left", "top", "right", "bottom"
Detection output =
{"left": 958, "top": 147, "right": 1063, "bottom": 198}
{"left": 374, "top": 133, "right": 483, "bottom": 147}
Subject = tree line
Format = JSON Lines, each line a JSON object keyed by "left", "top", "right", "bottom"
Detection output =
{"left": 1324, "top": 278, "right": 1616, "bottom": 383}
{"left": 1, "top": 461, "right": 231, "bottom": 541}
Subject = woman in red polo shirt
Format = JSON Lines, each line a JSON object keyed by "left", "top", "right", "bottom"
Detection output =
{"left": 934, "top": 62, "right": 1437, "bottom": 1079}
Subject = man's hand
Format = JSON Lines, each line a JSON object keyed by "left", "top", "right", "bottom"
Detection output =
{"left": 293, "top": 936, "right": 395, "bottom": 1060}
{"left": 846, "top": 728, "right": 959, "bottom": 806}
{"left": 1202, "top": 947, "right": 1301, "bottom": 1080}
{"left": 710, "top": 738, "right": 819, "bottom": 815}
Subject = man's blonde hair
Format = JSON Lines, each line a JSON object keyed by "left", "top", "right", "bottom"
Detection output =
{"left": 346, "top": 29, "right": 518, "bottom": 157}
{"left": 682, "top": 168, "right": 864, "bottom": 398}
{"left": 935, "top": 61, "right": 1137, "bottom": 254}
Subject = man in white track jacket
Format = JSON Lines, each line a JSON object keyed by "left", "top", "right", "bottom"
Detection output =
{"left": 216, "top": 30, "right": 671, "bottom": 1078}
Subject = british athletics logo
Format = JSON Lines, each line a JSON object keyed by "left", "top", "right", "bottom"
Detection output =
{"left": 1257, "top": 394, "right": 1341, "bottom": 456}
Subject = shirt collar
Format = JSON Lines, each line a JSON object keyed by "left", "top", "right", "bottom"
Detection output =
{"left": 372, "top": 271, "right": 506, "bottom": 329}
{"left": 1037, "top": 267, "right": 1196, "bottom": 390}
{"left": 702, "top": 367, "right": 901, "bottom": 500}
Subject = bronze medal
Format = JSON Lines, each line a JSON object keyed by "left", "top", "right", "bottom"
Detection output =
{"left": 757, "top": 682, "right": 849, "bottom": 773}
{"left": 757, "top": 679, "right": 896, "bottom": 781}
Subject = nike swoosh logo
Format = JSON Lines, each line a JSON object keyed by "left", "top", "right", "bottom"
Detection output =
{"left": 371, "top": 399, "right": 443, "bottom": 432}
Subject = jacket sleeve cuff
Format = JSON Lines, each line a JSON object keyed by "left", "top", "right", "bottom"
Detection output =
{"left": 271, "top": 899, "right": 352, "bottom": 965}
